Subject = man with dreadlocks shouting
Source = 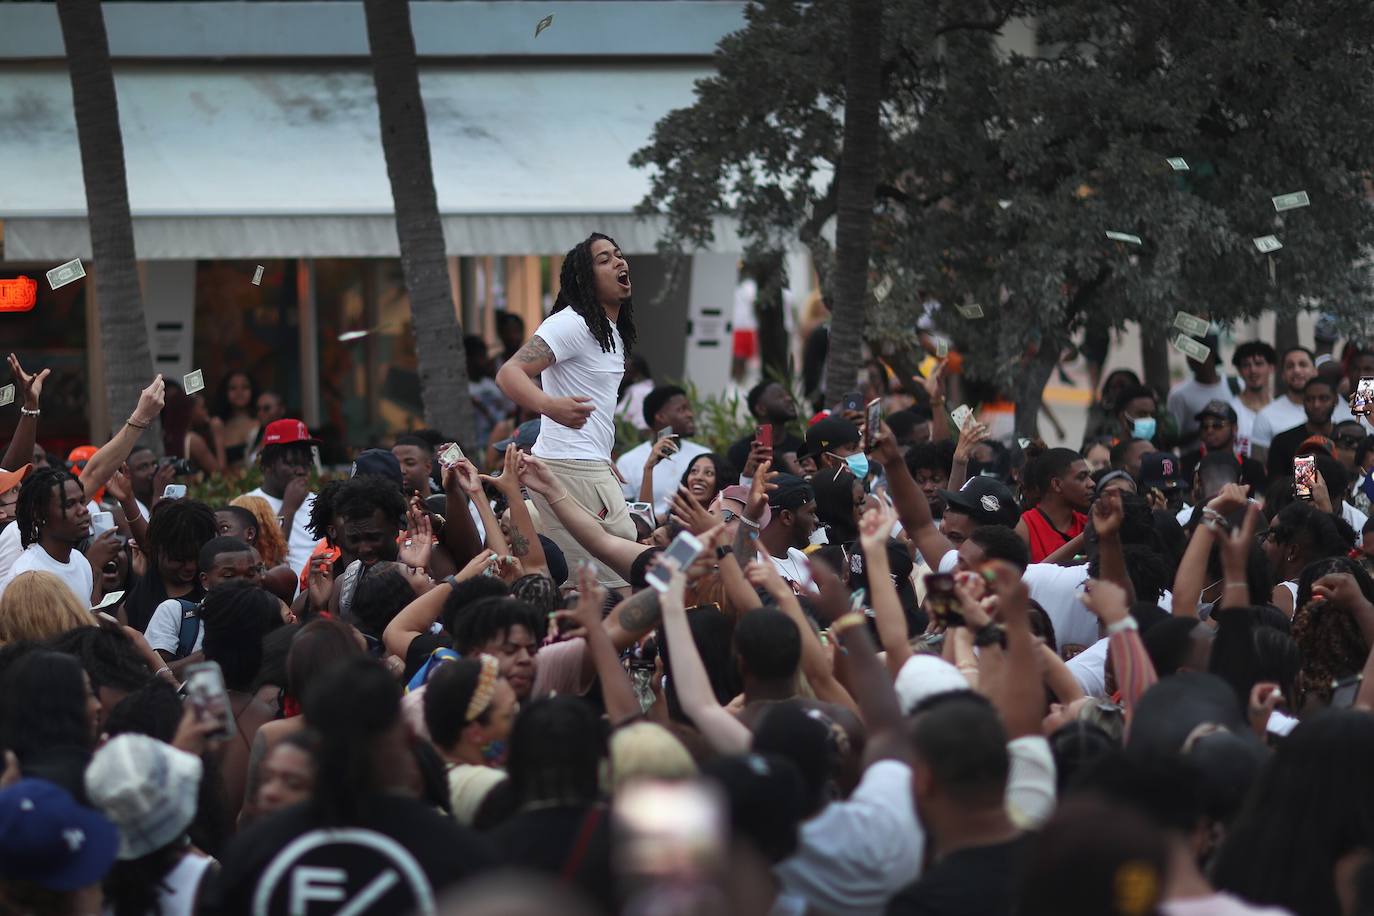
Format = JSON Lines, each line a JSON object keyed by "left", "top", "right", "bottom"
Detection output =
{"left": 496, "top": 233, "right": 638, "bottom": 589}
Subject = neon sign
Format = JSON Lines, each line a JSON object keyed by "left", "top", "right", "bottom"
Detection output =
{"left": 0, "top": 276, "right": 37, "bottom": 312}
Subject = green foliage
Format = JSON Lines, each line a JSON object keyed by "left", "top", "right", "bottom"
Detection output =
{"left": 634, "top": 0, "right": 1374, "bottom": 392}
{"left": 184, "top": 466, "right": 334, "bottom": 508}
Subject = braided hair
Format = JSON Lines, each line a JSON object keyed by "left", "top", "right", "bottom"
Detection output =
{"left": 14, "top": 467, "right": 78, "bottom": 548}
{"left": 552, "top": 232, "right": 637, "bottom": 356}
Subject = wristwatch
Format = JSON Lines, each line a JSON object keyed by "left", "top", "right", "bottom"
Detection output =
{"left": 716, "top": 545, "right": 734, "bottom": 559}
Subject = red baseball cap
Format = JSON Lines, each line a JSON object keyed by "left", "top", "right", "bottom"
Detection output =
{"left": 261, "top": 419, "right": 320, "bottom": 447}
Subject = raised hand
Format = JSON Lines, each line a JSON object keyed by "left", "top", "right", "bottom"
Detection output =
{"left": 479, "top": 444, "right": 525, "bottom": 498}
{"left": 550, "top": 562, "right": 608, "bottom": 641}
{"left": 1206, "top": 482, "right": 1251, "bottom": 516}
{"left": 866, "top": 421, "right": 902, "bottom": 468}
{"left": 1091, "top": 486, "right": 1124, "bottom": 538}
{"left": 1080, "top": 578, "right": 1129, "bottom": 626}
{"left": 516, "top": 453, "right": 559, "bottom": 497}
{"left": 105, "top": 467, "right": 134, "bottom": 506}
{"left": 399, "top": 508, "right": 434, "bottom": 571}
{"left": 742, "top": 438, "right": 773, "bottom": 479}
{"left": 451, "top": 458, "right": 484, "bottom": 497}
{"left": 307, "top": 555, "right": 334, "bottom": 610}
{"left": 133, "top": 374, "right": 166, "bottom": 426}
{"left": 744, "top": 557, "right": 790, "bottom": 599}
{"left": 953, "top": 421, "right": 990, "bottom": 463}
{"left": 669, "top": 486, "right": 716, "bottom": 535}
{"left": 745, "top": 459, "right": 777, "bottom": 522}
{"left": 7, "top": 353, "right": 50, "bottom": 409}
{"left": 646, "top": 436, "right": 679, "bottom": 469}
{"left": 858, "top": 503, "right": 896, "bottom": 553}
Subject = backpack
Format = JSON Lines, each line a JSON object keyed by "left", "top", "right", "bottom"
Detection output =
{"left": 175, "top": 597, "right": 202, "bottom": 659}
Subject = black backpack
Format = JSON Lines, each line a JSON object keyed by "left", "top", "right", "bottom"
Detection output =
{"left": 175, "top": 597, "right": 201, "bottom": 659}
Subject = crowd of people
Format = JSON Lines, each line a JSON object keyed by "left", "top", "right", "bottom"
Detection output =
{"left": 2, "top": 234, "right": 1374, "bottom": 916}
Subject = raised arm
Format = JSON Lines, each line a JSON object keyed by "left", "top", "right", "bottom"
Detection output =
{"left": 857, "top": 502, "right": 914, "bottom": 678}
{"left": 869, "top": 422, "right": 954, "bottom": 569}
{"left": 984, "top": 561, "right": 1045, "bottom": 740}
{"left": 922, "top": 360, "right": 951, "bottom": 444}
{"left": 660, "top": 568, "right": 752, "bottom": 753}
{"left": 554, "top": 564, "right": 641, "bottom": 726}
{"left": 452, "top": 458, "right": 510, "bottom": 557}
{"left": 1089, "top": 488, "right": 1135, "bottom": 604}
{"left": 382, "top": 549, "right": 495, "bottom": 659}
{"left": 948, "top": 420, "right": 988, "bottom": 495}
{"left": 1082, "top": 578, "right": 1156, "bottom": 728}
{"left": 519, "top": 454, "right": 647, "bottom": 580}
{"left": 81, "top": 375, "right": 166, "bottom": 502}
{"left": 481, "top": 444, "right": 547, "bottom": 576}
{"left": 1, "top": 354, "right": 48, "bottom": 472}
{"left": 439, "top": 463, "right": 484, "bottom": 568}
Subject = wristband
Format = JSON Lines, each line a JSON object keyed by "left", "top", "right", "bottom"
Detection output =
{"left": 154, "top": 666, "right": 172, "bottom": 679}
{"left": 1105, "top": 616, "right": 1139, "bottom": 636}
{"left": 715, "top": 545, "right": 734, "bottom": 560}
{"left": 444, "top": 574, "right": 460, "bottom": 590}
{"left": 126, "top": 417, "right": 150, "bottom": 430}
{"left": 547, "top": 493, "right": 570, "bottom": 507}
{"left": 20, "top": 407, "right": 39, "bottom": 417}
{"left": 973, "top": 623, "right": 1006, "bottom": 649}
{"left": 829, "top": 612, "right": 866, "bottom": 637}
{"left": 738, "top": 514, "right": 761, "bottom": 530}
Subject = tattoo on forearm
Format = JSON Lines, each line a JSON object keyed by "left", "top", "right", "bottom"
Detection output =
{"left": 515, "top": 335, "right": 555, "bottom": 366}
{"left": 509, "top": 529, "right": 530, "bottom": 557}
{"left": 732, "top": 521, "right": 757, "bottom": 559}
{"left": 618, "top": 588, "right": 663, "bottom": 632}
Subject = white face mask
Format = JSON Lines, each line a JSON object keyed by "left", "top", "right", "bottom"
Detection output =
{"left": 809, "top": 527, "right": 830, "bottom": 546}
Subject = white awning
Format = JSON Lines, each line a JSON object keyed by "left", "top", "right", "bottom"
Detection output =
{"left": 0, "top": 62, "right": 744, "bottom": 259}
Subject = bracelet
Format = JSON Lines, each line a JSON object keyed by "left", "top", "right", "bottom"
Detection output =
{"left": 20, "top": 407, "right": 39, "bottom": 417}
{"left": 126, "top": 417, "right": 150, "bottom": 430}
{"left": 1105, "top": 616, "right": 1139, "bottom": 635}
{"left": 1223, "top": 582, "right": 1249, "bottom": 590}
{"left": 738, "top": 515, "right": 761, "bottom": 530}
{"left": 154, "top": 666, "right": 171, "bottom": 679}
{"left": 715, "top": 545, "right": 734, "bottom": 559}
{"left": 547, "top": 493, "right": 570, "bottom": 507}
{"left": 829, "top": 612, "right": 866, "bottom": 637}
{"left": 445, "top": 574, "right": 460, "bottom": 590}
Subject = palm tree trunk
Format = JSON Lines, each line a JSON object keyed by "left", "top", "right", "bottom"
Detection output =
{"left": 55, "top": 0, "right": 160, "bottom": 448}
{"left": 363, "top": 0, "right": 473, "bottom": 445}
{"left": 745, "top": 251, "right": 791, "bottom": 383}
{"left": 823, "top": 0, "right": 884, "bottom": 405}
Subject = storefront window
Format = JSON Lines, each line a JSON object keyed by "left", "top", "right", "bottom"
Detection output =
{"left": 0, "top": 265, "right": 89, "bottom": 456}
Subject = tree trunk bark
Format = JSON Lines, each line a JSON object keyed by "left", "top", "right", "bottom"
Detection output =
{"left": 746, "top": 251, "right": 790, "bottom": 383}
{"left": 1015, "top": 346, "right": 1059, "bottom": 440}
{"left": 55, "top": 0, "right": 161, "bottom": 450}
{"left": 363, "top": 0, "right": 474, "bottom": 445}
{"left": 1140, "top": 329, "right": 1171, "bottom": 398}
{"left": 822, "top": 0, "right": 883, "bottom": 405}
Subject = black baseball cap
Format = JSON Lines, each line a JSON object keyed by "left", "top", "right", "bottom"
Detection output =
{"left": 802, "top": 417, "right": 861, "bottom": 460}
{"left": 937, "top": 477, "right": 1020, "bottom": 527}
{"left": 1139, "top": 452, "right": 1186, "bottom": 491}
{"left": 1194, "top": 400, "right": 1238, "bottom": 424}
{"left": 350, "top": 448, "right": 402, "bottom": 487}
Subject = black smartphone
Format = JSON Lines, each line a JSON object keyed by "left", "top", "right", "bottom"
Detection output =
{"left": 864, "top": 398, "right": 882, "bottom": 450}
{"left": 924, "top": 573, "right": 964, "bottom": 627}
{"left": 842, "top": 391, "right": 863, "bottom": 413}
{"left": 1331, "top": 674, "right": 1363, "bottom": 709}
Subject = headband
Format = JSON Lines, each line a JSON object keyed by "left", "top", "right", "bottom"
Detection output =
{"left": 1095, "top": 469, "right": 1136, "bottom": 492}
{"left": 465, "top": 654, "right": 501, "bottom": 723}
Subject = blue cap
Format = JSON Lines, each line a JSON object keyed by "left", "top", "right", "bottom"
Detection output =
{"left": 350, "top": 448, "right": 403, "bottom": 487}
{"left": 0, "top": 779, "right": 119, "bottom": 891}
{"left": 493, "top": 419, "right": 541, "bottom": 453}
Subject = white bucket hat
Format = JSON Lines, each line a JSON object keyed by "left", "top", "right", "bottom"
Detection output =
{"left": 894, "top": 653, "right": 972, "bottom": 715}
{"left": 85, "top": 733, "right": 203, "bottom": 860}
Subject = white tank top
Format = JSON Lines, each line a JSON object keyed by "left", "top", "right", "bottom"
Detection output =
{"left": 102, "top": 852, "right": 214, "bottom": 916}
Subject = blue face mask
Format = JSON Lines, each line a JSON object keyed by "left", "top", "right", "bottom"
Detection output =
{"left": 1130, "top": 416, "right": 1157, "bottom": 441}
{"left": 480, "top": 739, "right": 508, "bottom": 767}
{"left": 836, "top": 452, "right": 869, "bottom": 480}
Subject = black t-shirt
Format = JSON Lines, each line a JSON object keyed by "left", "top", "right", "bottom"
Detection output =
{"left": 885, "top": 836, "right": 1026, "bottom": 916}
{"left": 491, "top": 804, "right": 614, "bottom": 912}
{"left": 727, "top": 431, "right": 807, "bottom": 476}
{"left": 1267, "top": 423, "right": 1323, "bottom": 482}
{"left": 202, "top": 795, "right": 494, "bottom": 916}
{"left": 404, "top": 631, "right": 454, "bottom": 683}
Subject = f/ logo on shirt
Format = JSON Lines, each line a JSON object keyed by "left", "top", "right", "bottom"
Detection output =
{"left": 252, "top": 829, "right": 436, "bottom": 916}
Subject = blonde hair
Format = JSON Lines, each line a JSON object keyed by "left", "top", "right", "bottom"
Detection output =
{"left": 0, "top": 571, "right": 93, "bottom": 644}
{"left": 608, "top": 722, "right": 697, "bottom": 793}
{"left": 231, "top": 494, "right": 287, "bottom": 567}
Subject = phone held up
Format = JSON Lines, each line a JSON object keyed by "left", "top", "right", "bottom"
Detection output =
{"left": 182, "top": 661, "right": 236, "bottom": 741}
{"left": 924, "top": 572, "right": 965, "bottom": 628}
{"left": 864, "top": 398, "right": 883, "bottom": 450}
{"left": 1294, "top": 455, "right": 1316, "bottom": 501}
{"left": 646, "top": 530, "right": 705, "bottom": 593}
{"left": 755, "top": 423, "right": 773, "bottom": 451}
{"left": 1353, "top": 378, "right": 1374, "bottom": 417}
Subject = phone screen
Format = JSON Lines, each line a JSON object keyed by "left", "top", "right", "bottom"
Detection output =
{"left": 1294, "top": 456, "right": 1316, "bottom": 500}
{"left": 924, "top": 573, "right": 965, "bottom": 627}
{"left": 1332, "top": 675, "right": 1363, "bottom": 709}
{"left": 1355, "top": 378, "right": 1374, "bottom": 417}
{"left": 646, "top": 531, "right": 704, "bottom": 592}
{"left": 864, "top": 398, "right": 882, "bottom": 449}
{"left": 183, "top": 662, "right": 237, "bottom": 741}
{"left": 842, "top": 392, "right": 863, "bottom": 413}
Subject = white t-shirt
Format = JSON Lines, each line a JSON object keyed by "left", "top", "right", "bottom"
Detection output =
{"left": 1167, "top": 377, "right": 1233, "bottom": 438}
{"left": 115, "top": 851, "right": 214, "bottom": 916}
{"left": 769, "top": 546, "right": 817, "bottom": 593}
{"left": 530, "top": 307, "right": 625, "bottom": 462}
{"left": 0, "top": 544, "right": 93, "bottom": 605}
{"left": 1066, "top": 637, "right": 1110, "bottom": 697}
{"left": 1160, "top": 892, "right": 1294, "bottom": 916}
{"left": 616, "top": 438, "right": 712, "bottom": 518}
{"left": 0, "top": 523, "right": 22, "bottom": 584}
{"left": 1230, "top": 397, "right": 1261, "bottom": 456}
{"left": 243, "top": 487, "right": 318, "bottom": 577}
{"left": 616, "top": 378, "right": 655, "bottom": 432}
{"left": 733, "top": 278, "right": 758, "bottom": 332}
{"left": 145, "top": 597, "right": 200, "bottom": 657}
{"left": 1251, "top": 395, "right": 1355, "bottom": 449}
{"left": 775, "top": 760, "right": 924, "bottom": 916}
{"left": 1344, "top": 501, "right": 1370, "bottom": 533}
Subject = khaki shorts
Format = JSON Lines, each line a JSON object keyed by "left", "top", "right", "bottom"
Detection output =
{"left": 528, "top": 458, "right": 636, "bottom": 589}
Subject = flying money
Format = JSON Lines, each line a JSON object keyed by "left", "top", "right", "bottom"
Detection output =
{"left": 1166, "top": 158, "right": 1189, "bottom": 171}
{"left": 0, "top": 385, "right": 12, "bottom": 407}
{"left": 47, "top": 259, "right": 85, "bottom": 290}
{"left": 535, "top": 13, "right": 553, "bottom": 37}
{"left": 437, "top": 442, "right": 466, "bottom": 468}
{"left": 956, "top": 302, "right": 984, "bottom": 319}
{"left": 252, "top": 265, "right": 264, "bottom": 286}
{"left": 183, "top": 370, "right": 205, "bottom": 395}
{"left": 997, "top": 200, "right": 1012, "bottom": 210}
{"left": 1254, "top": 235, "right": 1283, "bottom": 253}
{"left": 1172, "top": 334, "right": 1211, "bottom": 362}
{"left": 935, "top": 338, "right": 949, "bottom": 359}
{"left": 1173, "top": 311, "right": 1210, "bottom": 338}
{"left": 873, "top": 277, "right": 893, "bottom": 303}
{"left": 1105, "top": 231, "right": 1142, "bottom": 245}
{"left": 1272, "top": 191, "right": 1310, "bottom": 212}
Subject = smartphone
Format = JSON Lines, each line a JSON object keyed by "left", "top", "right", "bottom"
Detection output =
{"left": 1331, "top": 673, "right": 1363, "bottom": 709}
{"left": 950, "top": 404, "right": 974, "bottom": 432}
{"left": 646, "top": 530, "right": 705, "bottom": 593}
{"left": 1353, "top": 378, "right": 1374, "bottom": 417}
{"left": 841, "top": 391, "right": 864, "bottom": 413}
{"left": 756, "top": 423, "right": 773, "bottom": 450}
{"left": 864, "top": 398, "right": 882, "bottom": 450}
{"left": 90, "top": 511, "right": 114, "bottom": 537}
{"left": 162, "top": 484, "right": 188, "bottom": 500}
{"left": 1294, "top": 455, "right": 1316, "bottom": 500}
{"left": 183, "top": 661, "right": 236, "bottom": 741}
{"left": 924, "top": 573, "right": 965, "bottom": 627}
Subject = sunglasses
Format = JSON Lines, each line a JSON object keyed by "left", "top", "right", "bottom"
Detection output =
{"left": 1199, "top": 420, "right": 1231, "bottom": 431}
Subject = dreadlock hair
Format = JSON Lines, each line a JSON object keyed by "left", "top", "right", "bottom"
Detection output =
{"left": 14, "top": 467, "right": 78, "bottom": 548}
{"left": 510, "top": 573, "right": 559, "bottom": 616}
{"left": 333, "top": 474, "right": 407, "bottom": 527}
{"left": 145, "top": 499, "right": 218, "bottom": 575}
{"left": 551, "top": 232, "right": 637, "bottom": 356}
{"left": 307, "top": 479, "right": 346, "bottom": 543}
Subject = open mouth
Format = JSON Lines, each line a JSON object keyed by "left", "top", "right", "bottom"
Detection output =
{"left": 617, "top": 269, "right": 631, "bottom": 289}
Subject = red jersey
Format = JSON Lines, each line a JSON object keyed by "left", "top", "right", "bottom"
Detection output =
{"left": 1024, "top": 507, "right": 1087, "bottom": 563}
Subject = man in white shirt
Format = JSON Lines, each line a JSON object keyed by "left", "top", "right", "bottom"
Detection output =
{"left": 616, "top": 385, "right": 710, "bottom": 520}
{"left": 1228, "top": 341, "right": 1277, "bottom": 455}
{"left": 0, "top": 469, "right": 100, "bottom": 605}
{"left": 1251, "top": 346, "right": 1353, "bottom": 462}
{"left": 0, "top": 464, "right": 31, "bottom": 583}
{"left": 758, "top": 475, "right": 820, "bottom": 593}
{"left": 496, "top": 233, "right": 639, "bottom": 588}
{"left": 1167, "top": 334, "right": 1232, "bottom": 448}
{"left": 144, "top": 536, "right": 264, "bottom": 671}
{"left": 241, "top": 418, "right": 320, "bottom": 576}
